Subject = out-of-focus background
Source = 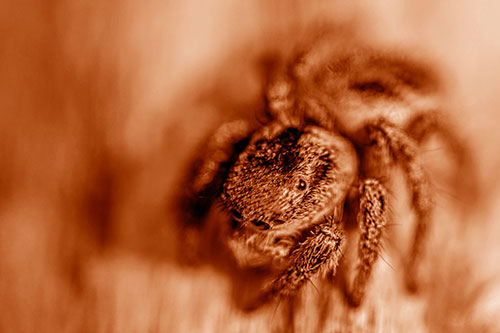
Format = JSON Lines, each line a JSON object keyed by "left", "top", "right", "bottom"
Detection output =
{"left": 1, "top": 0, "right": 500, "bottom": 332}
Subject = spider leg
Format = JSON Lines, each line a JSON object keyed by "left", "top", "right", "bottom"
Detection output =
{"left": 245, "top": 218, "right": 344, "bottom": 310}
{"left": 267, "top": 76, "right": 294, "bottom": 120}
{"left": 405, "top": 112, "right": 479, "bottom": 207}
{"left": 364, "top": 120, "right": 433, "bottom": 292}
{"left": 405, "top": 112, "right": 446, "bottom": 143}
{"left": 348, "top": 179, "right": 388, "bottom": 306}
{"left": 192, "top": 120, "right": 252, "bottom": 194}
{"left": 181, "top": 120, "right": 252, "bottom": 263}
{"left": 265, "top": 67, "right": 306, "bottom": 127}
{"left": 186, "top": 120, "right": 253, "bottom": 223}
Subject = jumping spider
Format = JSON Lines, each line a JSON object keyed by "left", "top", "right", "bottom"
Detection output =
{"left": 187, "top": 36, "right": 468, "bottom": 308}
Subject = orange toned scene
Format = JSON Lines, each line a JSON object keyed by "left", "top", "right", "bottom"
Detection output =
{"left": 1, "top": 1, "right": 500, "bottom": 332}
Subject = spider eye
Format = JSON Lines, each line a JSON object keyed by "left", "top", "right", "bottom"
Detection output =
{"left": 231, "top": 209, "right": 242, "bottom": 220}
{"left": 251, "top": 219, "right": 270, "bottom": 230}
{"left": 297, "top": 179, "right": 307, "bottom": 190}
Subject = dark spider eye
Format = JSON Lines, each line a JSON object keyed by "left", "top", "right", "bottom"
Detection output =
{"left": 297, "top": 179, "right": 307, "bottom": 190}
{"left": 274, "top": 219, "right": 285, "bottom": 225}
{"left": 251, "top": 219, "right": 270, "bottom": 230}
{"left": 231, "top": 209, "right": 242, "bottom": 220}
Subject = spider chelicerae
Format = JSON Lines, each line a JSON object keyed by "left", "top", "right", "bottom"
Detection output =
{"left": 185, "top": 35, "right": 471, "bottom": 308}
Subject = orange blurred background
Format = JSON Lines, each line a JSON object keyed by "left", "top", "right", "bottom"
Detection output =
{"left": 1, "top": 1, "right": 500, "bottom": 331}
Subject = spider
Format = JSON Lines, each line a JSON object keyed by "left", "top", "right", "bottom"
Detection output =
{"left": 186, "top": 35, "right": 469, "bottom": 308}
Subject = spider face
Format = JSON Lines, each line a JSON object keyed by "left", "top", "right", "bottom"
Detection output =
{"left": 221, "top": 123, "right": 357, "bottom": 267}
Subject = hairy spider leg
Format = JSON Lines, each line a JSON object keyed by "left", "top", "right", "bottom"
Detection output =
{"left": 349, "top": 179, "right": 388, "bottom": 306}
{"left": 365, "top": 120, "right": 433, "bottom": 292}
{"left": 246, "top": 219, "right": 345, "bottom": 310}
{"left": 182, "top": 120, "right": 253, "bottom": 262}
{"left": 192, "top": 120, "right": 252, "bottom": 195}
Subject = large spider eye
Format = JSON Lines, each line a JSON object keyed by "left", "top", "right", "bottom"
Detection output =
{"left": 297, "top": 179, "right": 307, "bottom": 190}
{"left": 251, "top": 219, "right": 270, "bottom": 230}
{"left": 231, "top": 209, "right": 242, "bottom": 220}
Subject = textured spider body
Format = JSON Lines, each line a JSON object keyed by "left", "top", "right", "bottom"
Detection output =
{"left": 223, "top": 124, "right": 357, "bottom": 269}
{"left": 188, "top": 36, "right": 465, "bottom": 308}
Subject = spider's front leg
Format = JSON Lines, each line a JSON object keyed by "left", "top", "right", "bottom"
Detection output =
{"left": 187, "top": 120, "right": 253, "bottom": 223}
{"left": 246, "top": 218, "right": 345, "bottom": 310}
{"left": 192, "top": 120, "right": 252, "bottom": 195}
{"left": 182, "top": 120, "right": 253, "bottom": 262}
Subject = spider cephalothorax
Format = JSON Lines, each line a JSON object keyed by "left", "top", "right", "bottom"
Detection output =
{"left": 222, "top": 124, "right": 356, "bottom": 269}
{"left": 187, "top": 35, "right": 470, "bottom": 308}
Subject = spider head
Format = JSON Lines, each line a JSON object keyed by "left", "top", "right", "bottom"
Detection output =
{"left": 221, "top": 124, "right": 357, "bottom": 262}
